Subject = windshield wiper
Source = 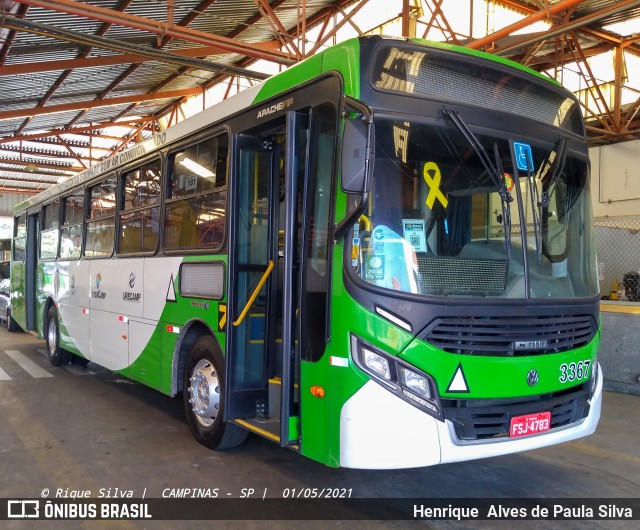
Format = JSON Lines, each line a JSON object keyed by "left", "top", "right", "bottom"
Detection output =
{"left": 540, "top": 136, "right": 568, "bottom": 209}
{"left": 528, "top": 137, "right": 568, "bottom": 263}
{"left": 493, "top": 143, "right": 512, "bottom": 258}
{"left": 524, "top": 155, "right": 542, "bottom": 264}
{"left": 440, "top": 107, "right": 513, "bottom": 256}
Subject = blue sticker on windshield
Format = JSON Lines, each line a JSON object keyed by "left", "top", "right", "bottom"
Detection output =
{"left": 513, "top": 142, "right": 534, "bottom": 172}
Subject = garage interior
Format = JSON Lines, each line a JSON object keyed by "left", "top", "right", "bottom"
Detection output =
{"left": 1, "top": 0, "right": 639, "bottom": 393}
{"left": 1, "top": 1, "right": 639, "bottom": 187}
{"left": 0, "top": 1, "right": 640, "bottom": 520}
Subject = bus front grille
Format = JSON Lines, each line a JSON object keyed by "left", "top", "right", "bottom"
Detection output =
{"left": 443, "top": 385, "right": 591, "bottom": 441}
{"left": 422, "top": 314, "right": 596, "bottom": 356}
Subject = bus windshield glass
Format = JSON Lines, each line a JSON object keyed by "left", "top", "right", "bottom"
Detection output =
{"left": 350, "top": 118, "right": 598, "bottom": 299}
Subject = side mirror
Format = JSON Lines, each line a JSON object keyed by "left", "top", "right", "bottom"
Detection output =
{"left": 341, "top": 119, "right": 373, "bottom": 194}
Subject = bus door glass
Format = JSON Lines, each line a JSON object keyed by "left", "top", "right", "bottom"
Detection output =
{"left": 227, "top": 131, "right": 281, "bottom": 421}
{"left": 26, "top": 212, "right": 39, "bottom": 330}
{"left": 227, "top": 96, "right": 338, "bottom": 447}
{"left": 11, "top": 214, "right": 28, "bottom": 329}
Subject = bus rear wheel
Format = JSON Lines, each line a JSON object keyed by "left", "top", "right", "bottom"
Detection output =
{"left": 46, "top": 306, "right": 71, "bottom": 366}
{"left": 183, "top": 336, "right": 248, "bottom": 449}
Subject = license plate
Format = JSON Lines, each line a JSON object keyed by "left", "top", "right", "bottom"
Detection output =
{"left": 509, "top": 411, "right": 551, "bottom": 438}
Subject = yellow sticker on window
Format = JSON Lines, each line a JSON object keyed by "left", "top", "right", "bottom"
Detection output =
{"left": 423, "top": 162, "right": 448, "bottom": 209}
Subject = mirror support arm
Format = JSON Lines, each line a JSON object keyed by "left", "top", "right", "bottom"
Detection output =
{"left": 334, "top": 191, "right": 369, "bottom": 240}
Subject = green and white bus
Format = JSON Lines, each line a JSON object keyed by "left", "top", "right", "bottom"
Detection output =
{"left": 9, "top": 36, "right": 601, "bottom": 469}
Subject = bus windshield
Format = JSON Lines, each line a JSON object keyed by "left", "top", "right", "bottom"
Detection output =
{"left": 350, "top": 118, "right": 598, "bottom": 299}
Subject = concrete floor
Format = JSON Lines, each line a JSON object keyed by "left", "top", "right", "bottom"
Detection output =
{"left": 1, "top": 326, "right": 639, "bottom": 530}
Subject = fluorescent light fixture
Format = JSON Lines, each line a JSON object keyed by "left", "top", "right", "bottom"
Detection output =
{"left": 179, "top": 157, "right": 215, "bottom": 179}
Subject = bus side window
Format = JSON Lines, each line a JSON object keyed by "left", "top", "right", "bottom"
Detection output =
{"left": 60, "top": 189, "right": 84, "bottom": 260}
{"left": 13, "top": 215, "right": 27, "bottom": 262}
{"left": 164, "top": 133, "right": 228, "bottom": 252}
{"left": 118, "top": 160, "right": 161, "bottom": 255}
{"left": 40, "top": 199, "right": 60, "bottom": 260}
{"left": 300, "top": 103, "right": 337, "bottom": 362}
{"left": 85, "top": 176, "right": 116, "bottom": 258}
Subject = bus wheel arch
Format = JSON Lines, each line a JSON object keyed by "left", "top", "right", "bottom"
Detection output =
{"left": 173, "top": 320, "right": 213, "bottom": 395}
{"left": 44, "top": 303, "right": 71, "bottom": 366}
{"left": 42, "top": 298, "right": 56, "bottom": 337}
{"left": 180, "top": 330, "right": 248, "bottom": 449}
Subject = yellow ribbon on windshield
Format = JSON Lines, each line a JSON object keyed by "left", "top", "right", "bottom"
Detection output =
{"left": 423, "top": 162, "right": 448, "bottom": 209}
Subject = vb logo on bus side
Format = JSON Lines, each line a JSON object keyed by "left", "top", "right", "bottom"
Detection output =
{"left": 92, "top": 272, "right": 107, "bottom": 300}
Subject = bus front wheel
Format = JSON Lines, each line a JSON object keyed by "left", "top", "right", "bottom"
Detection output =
{"left": 46, "top": 306, "right": 71, "bottom": 366}
{"left": 183, "top": 336, "right": 248, "bottom": 449}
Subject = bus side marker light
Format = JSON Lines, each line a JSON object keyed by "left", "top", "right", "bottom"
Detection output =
{"left": 82, "top": 308, "right": 89, "bottom": 315}
{"left": 310, "top": 386, "right": 325, "bottom": 398}
{"left": 166, "top": 325, "right": 180, "bottom": 334}
{"left": 330, "top": 356, "right": 348, "bottom": 367}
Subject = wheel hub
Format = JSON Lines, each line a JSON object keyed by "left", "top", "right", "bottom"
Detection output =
{"left": 47, "top": 317, "right": 57, "bottom": 356}
{"left": 188, "top": 359, "right": 220, "bottom": 427}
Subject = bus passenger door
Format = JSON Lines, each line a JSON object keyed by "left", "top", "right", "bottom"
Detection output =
{"left": 25, "top": 213, "right": 39, "bottom": 331}
{"left": 226, "top": 133, "right": 279, "bottom": 426}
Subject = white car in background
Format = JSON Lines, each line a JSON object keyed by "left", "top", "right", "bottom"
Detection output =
{"left": 0, "top": 278, "right": 16, "bottom": 330}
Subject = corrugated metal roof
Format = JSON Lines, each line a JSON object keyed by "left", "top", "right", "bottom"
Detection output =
{"left": 0, "top": 192, "right": 33, "bottom": 216}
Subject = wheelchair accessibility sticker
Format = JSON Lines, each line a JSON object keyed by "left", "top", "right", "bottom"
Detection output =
{"left": 513, "top": 142, "right": 534, "bottom": 172}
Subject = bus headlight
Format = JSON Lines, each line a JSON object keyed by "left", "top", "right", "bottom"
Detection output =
{"left": 400, "top": 367, "right": 432, "bottom": 400}
{"left": 362, "top": 347, "right": 391, "bottom": 380}
{"left": 351, "top": 335, "right": 443, "bottom": 420}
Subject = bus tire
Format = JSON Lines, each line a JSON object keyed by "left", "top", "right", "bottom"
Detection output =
{"left": 183, "top": 335, "right": 248, "bottom": 450}
{"left": 71, "top": 354, "right": 90, "bottom": 367}
{"left": 7, "top": 308, "right": 20, "bottom": 332}
{"left": 45, "top": 306, "right": 71, "bottom": 366}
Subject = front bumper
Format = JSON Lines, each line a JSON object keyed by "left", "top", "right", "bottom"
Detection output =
{"left": 338, "top": 363, "right": 602, "bottom": 469}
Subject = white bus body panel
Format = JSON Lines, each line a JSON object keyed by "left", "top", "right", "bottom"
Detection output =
{"left": 142, "top": 257, "right": 183, "bottom": 321}
{"left": 89, "top": 259, "right": 144, "bottom": 319}
{"left": 90, "top": 309, "right": 129, "bottom": 370}
{"left": 57, "top": 259, "right": 91, "bottom": 355}
{"left": 53, "top": 256, "right": 184, "bottom": 370}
